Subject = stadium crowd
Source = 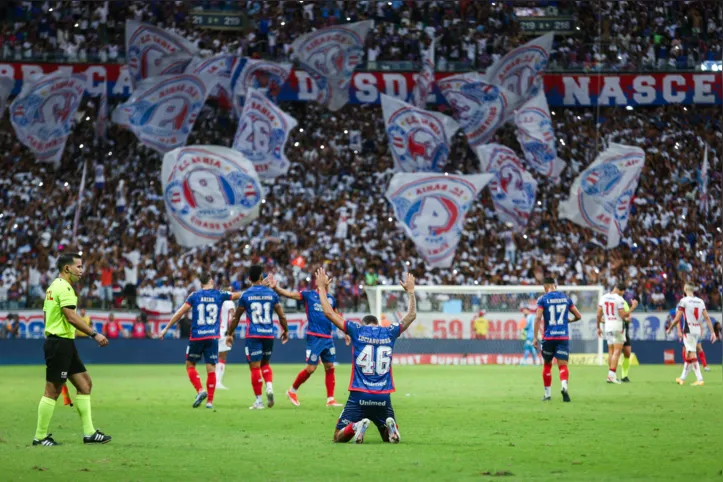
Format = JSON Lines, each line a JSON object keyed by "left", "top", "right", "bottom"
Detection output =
{"left": 1, "top": 1, "right": 722, "bottom": 71}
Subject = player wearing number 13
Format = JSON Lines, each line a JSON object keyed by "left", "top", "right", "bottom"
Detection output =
{"left": 161, "top": 273, "right": 242, "bottom": 409}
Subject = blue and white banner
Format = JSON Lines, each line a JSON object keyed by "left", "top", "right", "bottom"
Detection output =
{"left": 113, "top": 73, "right": 212, "bottom": 153}
{"left": 475, "top": 144, "right": 538, "bottom": 232}
{"left": 514, "top": 91, "right": 566, "bottom": 179}
{"left": 437, "top": 73, "right": 519, "bottom": 147}
{"left": 162, "top": 145, "right": 263, "bottom": 247}
{"left": 232, "top": 88, "right": 298, "bottom": 179}
{"left": 484, "top": 32, "right": 553, "bottom": 105}
{"left": 559, "top": 143, "right": 645, "bottom": 248}
{"left": 0, "top": 77, "right": 13, "bottom": 120}
{"left": 151, "top": 53, "right": 194, "bottom": 77}
{"left": 381, "top": 94, "right": 459, "bottom": 172}
{"left": 188, "top": 54, "right": 236, "bottom": 106}
{"left": 230, "top": 58, "right": 291, "bottom": 116}
{"left": 410, "top": 38, "right": 435, "bottom": 108}
{"left": 9, "top": 71, "right": 86, "bottom": 163}
{"left": 291, "top": 20, "right": 373, "bottom": 111}
{"left": 699, "top": 143, "right": 709, "bottom": 214}
{"left": 386, "top": 173, "right": 493, "bottom": 268}
{"left": 125, "top": 20, "right": 199, "bottom": 89}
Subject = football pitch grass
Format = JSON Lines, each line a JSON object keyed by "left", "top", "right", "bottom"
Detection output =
{"left": 1, "top": 364, "right": 721, "bottom": 481}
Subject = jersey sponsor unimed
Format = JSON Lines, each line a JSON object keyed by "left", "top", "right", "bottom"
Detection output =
{"left": 346, "top": 321, "right": 403, "bottom": 394}
{"left": 239, "top": 286, "right": 280, "bottom": 339}
{"left": 599, "top": 293, "right": 627, "bottom": 332}
{"left": 677, "top": 296, "right": 706, "bottom": 335}
{"left": 185, "top": 289, "right": 232, "bottom": 340}
{"left": 537, "top": 291, "right": 575, "bottom": 340}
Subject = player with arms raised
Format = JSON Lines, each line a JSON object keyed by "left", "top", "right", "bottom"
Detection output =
{"left": 315, "top": 267, "right": 414, "bottom": 444}
{"left": 597, "top": 284, "right": 637, "bottom": 384}
{"left": 533, "top": 277, "right": 582, "bottom": 402}
{"left": 161, "top": 273, "right": 241, "bottom": 408}
{"left": 226, "top": 265, "right": 289, "bottom": 409}
{"left": 666, "top": 283, "right": 717, "bottom": 386}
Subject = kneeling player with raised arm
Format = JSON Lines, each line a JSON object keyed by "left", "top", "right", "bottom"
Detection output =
{"left": 315, "top": 267, "right": 416, "bottom": 444}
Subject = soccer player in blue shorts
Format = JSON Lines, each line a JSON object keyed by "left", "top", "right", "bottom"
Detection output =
{"left": 533, "top": 277, "right": 582, "bottom": 402}
{"left": 226, "top": 265, "right": 288, "bottom": 409}
{"left": 268, "top": 273, "right": 350, "bottom": 407}
{"left": 315, "top": 267, "right": 416, "bottom": 444}
{"left": 161, "top": 273, "right": 241, "bottom": 409}
{"left": 520, "top": 307, "right": 539, "bottom": 365}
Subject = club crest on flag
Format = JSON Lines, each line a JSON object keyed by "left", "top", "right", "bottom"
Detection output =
{"left": 231, "top": 59, "right": 291, "bottom": 116}
{"left": 484, "top": 33, "right": 553, "bottom": 101}
{"left": 514, "top": 91, "right": 565, "bottom": 180}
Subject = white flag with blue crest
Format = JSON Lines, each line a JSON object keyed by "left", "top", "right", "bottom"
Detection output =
{"left": 187, "top": 54, "right": 236, "bottom": 106}
{"left": 382, "top": 94, "right": 458, "bottom": 172}
{"left": 386, "top": 173, "right": 493, "bottom": 268}
{"left": 410, "top": 38, "right": 435, "bottom": 108}
{"left": 291, "top": 20, "right": 373, "bottom": 111}
{"left": 559, "top": 143, "right": 645, "bottom": 248}
{"left": 162, "top": 145, "right": 264, "bottom": 247}
{"left": 233, "top": 88, "right": 297, "bottom": 179}
{"left": 515, "top": 91, "right": 566, "bottom": 180}
{"left": 230, "top": 58, "right": 291, "bottom": 116}
{"left": 475, "top": 144, "right": 538, "bottom": 232}
{"left": 9, "top": 71, "right": 86, "bottom": 163}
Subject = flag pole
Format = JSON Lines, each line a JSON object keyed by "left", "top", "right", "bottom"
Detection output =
{"left": 72, "top": 159, "right": 88, "bottom": 244}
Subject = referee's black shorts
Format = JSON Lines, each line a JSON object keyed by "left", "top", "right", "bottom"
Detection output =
{"left": 44, "top": 335, "right": 87, "bottom": 383}
{"left": 623, "top": 324, "right": 631, "bottom": 348}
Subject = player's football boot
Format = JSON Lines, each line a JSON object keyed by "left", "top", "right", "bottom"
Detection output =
{"left": 286, "top": 389, "right": 300, "bottom": 406}
{"left": 352, "top": 419, "right": 371, "bottom": 444}
{"left": 703, "top": 366, "right": 710, "bottom": 372}
{"left": 606, "top": 377, "right": 621, "bottom": 384}
{"left": 675, "top": 378, "right": 685, "bottom": 385}
{"left": 249, "top": 401, "right": 265, "bottom": 410}
{"left": 266, "top": 390, "right": 275, "bottom": 408}
{"left": 83, "top": 430, "right": 112, "bottom": 444}
{"left": 32, "top": 434, "right": 60, "bottom": 446}
{"left": 216, "top": 382, "right": 229, "bottom": 390}
{"left": 561, "top": 390, "right": 571, "bottom": 403}
{"left": 192, "top": 391, "right": 208, "bottom": 408}
{"left": 691, "top": 380, "right": 704, "bottom": 386}
{"left": 621, "top": 377, "right": 631, "bottom": 383}
{"left": 205, "top": 403, "right": 213, "bottom": 409}
{"left": 326, "top": 398, "right": 343, "bottom": 407}
{"left": 385, "top": 417, "right": 401, "bottom": 443}
{"left": 541, "top": 396, "right": 551, "bottom": 401}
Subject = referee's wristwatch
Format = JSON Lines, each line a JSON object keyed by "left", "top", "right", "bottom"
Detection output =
{"left": 90, "top": 330, "right": 98, "bottom": 338}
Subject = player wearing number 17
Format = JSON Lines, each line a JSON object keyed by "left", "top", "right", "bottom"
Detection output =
{"left": 533, "top": 277, "right": 582, "bottom": 403}
{"left": 315, "top": 267, "right": 416, "bottom": 444}
{"left": 161, "top": 273, "right": 242, "bottom": 409}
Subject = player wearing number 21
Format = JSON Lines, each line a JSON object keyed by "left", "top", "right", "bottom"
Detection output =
{"left": 161, "top": 273, "right": 242, "bottom": 409}
{"left": 315, "top": 267, "right": 416, "bottom": 444}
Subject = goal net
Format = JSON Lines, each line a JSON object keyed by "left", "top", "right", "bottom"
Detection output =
{"left": 365, "top": 285, "right": 605, "bottom": 366}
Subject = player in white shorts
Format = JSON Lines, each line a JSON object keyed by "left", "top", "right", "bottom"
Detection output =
{"left": 217, "top": 300, "right": 236, "bottom": 390}
{"left": 597, "top": 283, "right": 635, "bottom": 384}
{"left": 666, "top": 283, "right": 716, "bottom": 386}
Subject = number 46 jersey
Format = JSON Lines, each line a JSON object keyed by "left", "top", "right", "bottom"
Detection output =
{"left": 186, "top": 289, "right": 233, "bottom": 341}
{"left": 537, "top": 291, "right": 575, "bottom": 340}
{"left": 345, "top": 321, "right": 403, "bottom": 394}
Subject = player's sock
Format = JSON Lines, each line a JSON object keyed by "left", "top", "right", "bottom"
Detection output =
{"left": 35, "top": 396, "right": 57, "bottom": 440}
{"left": 261, "top": 365, "right": 273, "bottom": 391}
{"left": 559, "top": 365, "right": 569, "bottom": 391}
{"left": 607, "top": 368, "right": 616, "bottom": 379}
{"left": 217, "top": 361, "right": 225, "bottom": 385}
{"left": 680, "top": 360, "right": 691, "bottom": 380}
{"left": 691, "top": 361, "right": 703, "bottom": 381}
{"left": 74, "top": 394, "right": 96, "bottom": 437}
{"left": 336, "top": 423, "right": 356, "bottom": 443}
{"left": 542, "top": 364, "right": 552, "bottom": 397}
{"left": 698, "top": 350, "right": 707, "bottom": 368}
{"left": 325, "top": 368, "right": 336, "bottom": 398}
{"left": 621, "top": 357, "right": 631, "bottom": 378}
{"left": 186, "top": 366, "right": 203, "bottom": 393}
{"left": 206, "top": 372, "right": 216, "bottom": 403}
{"left": 291, "top": 369, "right": 311, "bottom": 391}
{"left": 250, "top": 367, "right": 263, "bottom": 397}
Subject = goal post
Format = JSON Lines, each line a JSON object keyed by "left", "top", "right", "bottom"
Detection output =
{"left": 365, "top": 284, "right": 605, "bottom": 365}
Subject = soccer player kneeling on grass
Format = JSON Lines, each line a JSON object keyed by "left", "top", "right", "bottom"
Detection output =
{"left": 34, "top": 252, "right": 111, "bottom": 446}
{"left": 315, "top": 267, "right": 416, "bottom": 444}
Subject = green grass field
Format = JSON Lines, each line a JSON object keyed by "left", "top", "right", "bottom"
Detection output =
{"left": 1, "top": 364, "right": 721, "bottom": 481}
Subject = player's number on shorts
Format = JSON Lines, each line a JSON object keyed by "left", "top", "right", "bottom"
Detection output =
{"left": 355, "top": 345, "right": 392, "bottom": 376}
{"left": 547, "top": 305, "right": 566, "bottom": 326}
{"left": 196, "top": 303, "right": 218, "bottom": 326}
{"left": 250, "top": 302, "right": 272, "bottom": 324}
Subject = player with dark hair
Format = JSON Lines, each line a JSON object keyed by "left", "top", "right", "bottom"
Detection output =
{"left": 533, "top": 277, "right": 582, "bottom": 402}
{"left": 34, "top": 252, "right": 111, "bottom": 446}
{"left": 315, "top": 267, "right": 415, "bottom": 444}
{"left": 267, "top": 272, "right": 350, "bottom": 407}
{"left": 226, "top": 265, "right": 288, "bottom": 409}
{"left": 161, "top": 273, "right": 241, "bottom": 409}
{"left": 620, "top": 294, "right": 638, "bottom": 382}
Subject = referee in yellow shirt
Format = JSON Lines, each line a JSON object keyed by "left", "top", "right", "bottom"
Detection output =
{"left": 33, "top": 252, "right": 112, "bottom": 446}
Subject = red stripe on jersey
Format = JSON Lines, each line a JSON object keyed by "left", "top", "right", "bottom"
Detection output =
{"left": 247, "top": 335, "right": 275, "bottom": 339}
{"left": 189, "top": 335, "right": 220, "bottom": 341}
{"left": 307, "top": 331, "right": 332, "bottom": 339}
{"left": 348, "top": 387, "right": 396, "bottom": 394}
{"left": 543, "top": 336, "right": 569, "bottom": 340}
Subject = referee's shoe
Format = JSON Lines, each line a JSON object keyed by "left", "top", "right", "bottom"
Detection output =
{"left": 83, "top": 429, "right": 112, "bottom": 444}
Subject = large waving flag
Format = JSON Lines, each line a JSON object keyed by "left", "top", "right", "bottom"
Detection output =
{"left": 381, "top": 94, "right": 458, "bottom": 172}
{"left": 484, "top": 32, "right": 553, "bottom": 104}
{"left": 437, "top": 73, "right": 519, "bottom": 147}
{"left": 476, "top": 144, "right": 538, "bottom": 232}
{"left": 291, "top": 20, "right": 373, "bottom": 111}
{"left": 0, "top": 77, "right": 14, "bottom": 120}
{"left": 410, "top": 38, "right": 435, "bottom": 108}
{"left": 386, "top": 173, "right": 493, "bottom": 268}
{"left": 233, "top": 88, "right": 298, "bottom": 179}
{"left": 125, "top": 20, "right": 198, "bottom": 88}
{"left": 699, "top": 143, "right": 709, "bottom": 214}
{"left": 559, "top": 143, "right": 645, "bottom": 248}
{"left": 113, "top": 73, "right": 212, "bottom": 153}
{"left": 230, "top": 58, "right": 291, "bottom": 116}
{"left": 514, "top": 91, "right": 566, "bottom": 180}
{"left": 162, "top": 145, "right": 264, "bottom": 247}
{"left": 188, "top": 54, "right": 236, "bottom": 106}
{"left": 9, "top": 71, "right": 86, "bottom": 163}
